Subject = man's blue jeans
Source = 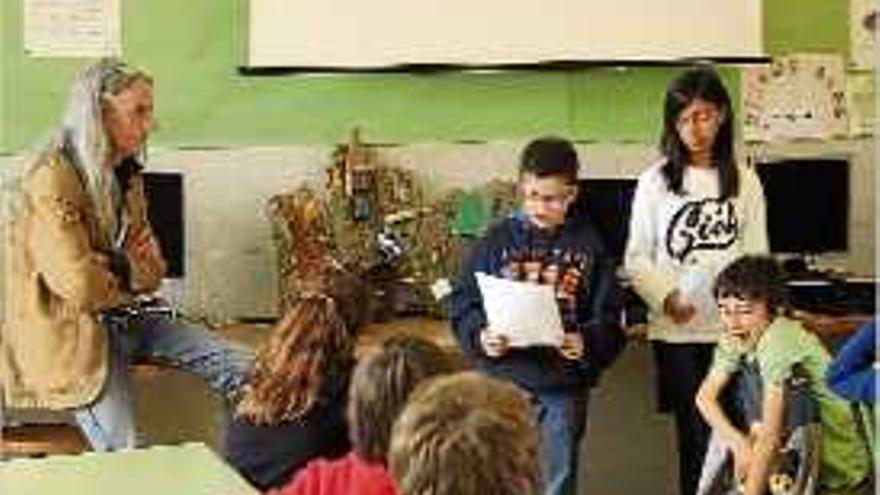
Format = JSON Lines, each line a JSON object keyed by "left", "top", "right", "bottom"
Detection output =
{"left": 533, "top": 389, "right": 590, "bottom": 495}
{"left": 73, "top": 313, "right": 253, "bottom": 451}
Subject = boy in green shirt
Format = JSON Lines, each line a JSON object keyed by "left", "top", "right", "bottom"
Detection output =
{"left": 695, "top": 255, "right": 870, "bottom": 495}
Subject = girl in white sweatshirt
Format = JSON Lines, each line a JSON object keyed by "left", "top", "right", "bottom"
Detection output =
{"left": 624, "top": 66, "right": 767, "bottom": 495}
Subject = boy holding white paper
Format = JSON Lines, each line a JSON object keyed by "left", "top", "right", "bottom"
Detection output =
{"left": 449, "top": 136, "right": 625, "bottom": 495}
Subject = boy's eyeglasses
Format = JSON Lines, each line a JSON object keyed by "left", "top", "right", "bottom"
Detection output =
{"left": 522, "top": 189, "right": 575, "bottom": 208}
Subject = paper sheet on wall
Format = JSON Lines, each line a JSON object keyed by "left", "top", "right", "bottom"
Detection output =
{"left": 475, "top": 272, "right": 564, "bottom": 348}
{"left": 742, "top": 54, "right": 848, "bottom": 141}
{"left": 850, "top": 0, "right": 877, "bottom": 70}
{"left": 847, "top": 71, "right": 876, "bottom": 136}
{"left": 25, "top": 0, "right": 122, "bottom": 58}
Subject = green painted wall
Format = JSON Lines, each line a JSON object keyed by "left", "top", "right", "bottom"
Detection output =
{"left": 764, "top": 0, "right": 849, "bottom": 56}
{"left": 0, "top": 0, "right": 849, "bottom": 153}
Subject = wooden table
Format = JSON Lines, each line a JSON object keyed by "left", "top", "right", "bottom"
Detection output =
{"left": 354, "top": 317, "right": 459, "bottom": 358}
{"left": 0, "top": 442, "right": 256, "bottom": 495}
{"left": 616, "top": 314, "right": 873, "bottom": 346}
{"left": 220, "top": 317, "right": 460, "bottom": 360}
{"left": 793, "top": 311, "right": 873, "bottom": 337}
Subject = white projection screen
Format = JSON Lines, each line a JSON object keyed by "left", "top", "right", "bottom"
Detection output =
{"left": 247, "top": 0, "right": 764, "bottom": 69}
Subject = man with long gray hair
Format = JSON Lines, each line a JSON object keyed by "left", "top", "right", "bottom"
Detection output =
{"left": 1, "top": 58, "right": 252, "bottom": 451}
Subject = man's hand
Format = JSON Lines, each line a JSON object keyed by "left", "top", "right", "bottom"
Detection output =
{"left": 663, "top": 289, "right": 697, "bottom": 325}
{"left": 126, "top": 228, "right": 161, "bottom": 262}
{"left": 92, "top": 252, "right": 110, "bottom": 267}
{"left": 479, "top": 329, "right": 510, "bottom": 358}
{"left": 123, "top": 227, "right": 166, "bottom": 292}
{"left": 559, "top": 333, "right": 585, "bottom": 360}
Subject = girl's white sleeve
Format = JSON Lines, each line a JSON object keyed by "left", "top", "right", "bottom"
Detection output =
{"left": 624, "top": 174, "right": 678, "bottom": 313}
{"left": 740, "top": 166, "right": 769, "bottom": 254}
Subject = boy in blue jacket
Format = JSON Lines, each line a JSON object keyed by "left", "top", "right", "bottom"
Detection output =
{"left": 449, "top": 136, "right": 625, "bottom": 495}
{"left": 827, "top": 319, "right": 877, "bottom": 405}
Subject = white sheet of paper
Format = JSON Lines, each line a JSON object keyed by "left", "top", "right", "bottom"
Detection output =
{"left": 24, "top": 0, "right": 122, "bottom": 57}
{"left": 475, "top": 272, "right": 564, "bottom": 348}
{"left": 679, "top": 269, "right": 713, "bottom": 306}
{"left": 679, "top": 268, "right": 719, "bottom": 330}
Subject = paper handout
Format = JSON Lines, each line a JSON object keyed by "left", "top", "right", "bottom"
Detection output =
{"left": 475, "top": 272, "right": 564, "bottom": 348}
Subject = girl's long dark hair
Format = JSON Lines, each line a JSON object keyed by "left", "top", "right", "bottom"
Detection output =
{"left": 235, "top": 296, "right": 353, "bottom": 425}
{"left": 660, "top": 66, "right": 739, "bottom": 199}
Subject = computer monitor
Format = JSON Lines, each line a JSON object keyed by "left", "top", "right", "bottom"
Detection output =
{"left": 755, "top": 158, "right": 849, "bottom": 254}
{"left": 570, "top": 178, "right": 637, "bottom": 262}
{"left": 142, "top": 172, "right": 185, "bottom": 278}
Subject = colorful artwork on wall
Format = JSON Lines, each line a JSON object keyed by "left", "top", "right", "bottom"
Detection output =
{"left": 742, "top": 54, "right": 849, "bottom": 141}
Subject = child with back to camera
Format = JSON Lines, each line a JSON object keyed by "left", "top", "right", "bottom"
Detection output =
{"left": 389, "top": 371, "right": 542, "bottom": 495}
{"left": 268, "top": 335, "right": 456, "bottom": 495}
{"left": 225, "top": 292, "right": 359, "bottom": 491}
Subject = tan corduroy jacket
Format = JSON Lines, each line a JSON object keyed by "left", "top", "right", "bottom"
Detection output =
{"left": 1, "top": 150, "right": 166, "bottom": 409}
